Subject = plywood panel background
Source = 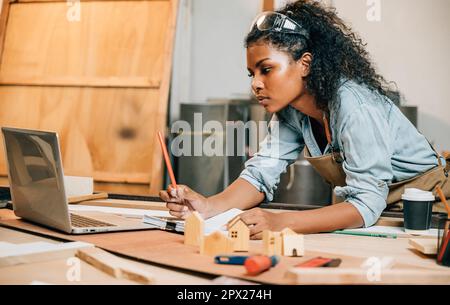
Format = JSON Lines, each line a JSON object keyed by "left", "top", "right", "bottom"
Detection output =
{"left": 0, "top": 0, "right": 178, "bottom": 194}
{"left": 0, "top": 1, "right": 169, "bottom": 86}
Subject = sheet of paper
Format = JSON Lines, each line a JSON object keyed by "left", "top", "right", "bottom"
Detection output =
{"left": 0, "top": 242, "right": 55, "bottom": 257}
{"left": 204, "top": 208, "right": 243, "bottom": 234}
{"left": 338, "top": 225, "right": 438, "bottom": 237}
{"left": 0, "top": 241, "right": 93, "bottom": 257}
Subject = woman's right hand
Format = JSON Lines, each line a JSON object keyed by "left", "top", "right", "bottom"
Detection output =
{"left": 159, "top": 185, "right": 211, "bottom": 219}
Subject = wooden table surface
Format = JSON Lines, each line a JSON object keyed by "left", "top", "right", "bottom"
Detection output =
{"left": 0, "top": 225, "right": 220, "bottom": 285}
{"left": 0, "top": 206, "right": 449, "bottom": 285}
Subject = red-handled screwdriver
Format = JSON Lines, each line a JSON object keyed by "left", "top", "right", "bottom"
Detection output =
{"left": 244, "top": 255, "right": 279, "bottom": 276}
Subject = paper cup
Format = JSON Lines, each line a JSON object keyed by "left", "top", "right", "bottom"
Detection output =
{"left": 401, "top": 188, "right": 435, "bottom": 235}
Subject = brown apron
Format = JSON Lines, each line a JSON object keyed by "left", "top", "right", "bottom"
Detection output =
{"left": 303, "top": 114, "right": 450, "bottom": 212}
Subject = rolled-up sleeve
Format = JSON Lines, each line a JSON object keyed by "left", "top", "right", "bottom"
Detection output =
{"left": 334, "top": 103, "right": 394, "bottom": 227}
{"left": 239, "top": 113, "right": 304, "bottom": 201}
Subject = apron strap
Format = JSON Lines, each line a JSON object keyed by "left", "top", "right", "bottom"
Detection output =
{"left": 322, "top": 112, "right": 343, "bottom": 163}
{"left": 426, "top": 139, "right": 448, "bottom": 177}
{"left": 322, "top": 112, "right": 332, "bottom": 146}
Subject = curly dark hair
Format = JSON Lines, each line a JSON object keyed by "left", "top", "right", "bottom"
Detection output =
{"left": 245, "top": 0, "right": 400, "bottom": 110}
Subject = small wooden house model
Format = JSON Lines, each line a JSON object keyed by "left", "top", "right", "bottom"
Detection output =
{"left": 184, "top": 211, "right": 204, "bottom": 247}
{"left": 263, "top": 230, "right": 282, "bottom": 256}
{"left": 263, "top": 228, "right": 305, "bottom": 257}
{"left": 281, "top": 228, "right": 304, "bottom": 257}
{"left": 228, "top": 217, "right": 250, "bottom": 252}
{"left": 200, "top": 231, "right": 234, "bottom": 256}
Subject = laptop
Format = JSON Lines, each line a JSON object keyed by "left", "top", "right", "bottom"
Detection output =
{"left": 1, "top": 127, "right": 154, "bottom": 234}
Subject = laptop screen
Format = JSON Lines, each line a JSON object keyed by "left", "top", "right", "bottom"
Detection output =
{"left": 2, "top": 128, "right": 71, "bottom": 232}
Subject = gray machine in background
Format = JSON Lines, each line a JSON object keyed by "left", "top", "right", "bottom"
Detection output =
{"left": 176, "top": 100, "right": 267, "bottom": 197}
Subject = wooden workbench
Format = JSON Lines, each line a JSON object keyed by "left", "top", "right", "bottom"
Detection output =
{"left": 0, "top": 225, "right": 218, "bottom": 285}
{"left": 0, "top": 206, "right": 449, "bottom": 285}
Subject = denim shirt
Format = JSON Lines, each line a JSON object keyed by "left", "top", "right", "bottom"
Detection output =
{"left": 239, "top": 79, "right": 443, "bottom": 227}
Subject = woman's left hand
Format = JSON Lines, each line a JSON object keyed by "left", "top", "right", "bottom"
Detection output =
{"left": 232, "top": 208, "right": 289, "bottom": 240}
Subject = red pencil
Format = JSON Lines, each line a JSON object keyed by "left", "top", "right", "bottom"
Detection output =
{"left": 435, "top": 186, "right": 450, "bottom": 215}
{"left": 438, "top": 231, "right": 450, "bottom": 263}
{"left": 157, "top": 131, "right": 177, "bottom": 188}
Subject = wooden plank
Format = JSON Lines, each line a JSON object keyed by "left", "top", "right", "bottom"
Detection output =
{"left": 0, "top": 1, "right": 170, "bottom": 83}
{"left": 409, "top": 238, "right": 438, "bottom": 255}
{"left": 68, "top": 192, "right": 108, "bottom": 204}
{"left": 0, "top": 0, "right": 176, "bottom": 190}
{"left": 77, "top": 198, "right": 168, "bottom": 211}
{"left": 374, "top": 217, "right": 404, "bottom": 227}
{"left": 76, "top": 247, "right": 154, "bottom": 284}
{"left": 93, "top": 172, "right": 150, "bottom": 184}
{"left": 0, "top": 75, "right": 160, "bottom": 88}
{"left": 0, "top": 87, "right": 161, "bottom": 181}
{"left": 286, "top": 267, "right": 450, "bottom": 285}
{"left": 0, "top": 0, "right": 10, "bottom": 62}
{"left": 93, "top": 181, "right": 152, "bottom": 195}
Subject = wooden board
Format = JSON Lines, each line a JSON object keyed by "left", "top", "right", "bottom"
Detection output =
{"left": 409, "top": 238, "right": 438, "bottom": 255}
{"left": 1, "top": 209, "right": 449, "bottom": 285}
{"left": 0, "top": 0, "right": 178, "bottom": 194}
{"left": 76, "top": 247, "right": 154, "bottom": 284}
{"left": 77, "top": 198, "right": 168, "bottom": 211}
{"left": 68, "top": 192, "right": 108, "bottom": 204}
{"left": 0, "top": 2, "right": 169, "bottom": 84}
{"left": 0, "top": 87, "right": 161, "bottom": 180}
{"left": 286, "top": 266, "right": 450, "bottom": 285}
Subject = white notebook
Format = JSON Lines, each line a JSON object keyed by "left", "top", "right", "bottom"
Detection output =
{"left": 143, "top": 208, "right": 243, "bottom": 234}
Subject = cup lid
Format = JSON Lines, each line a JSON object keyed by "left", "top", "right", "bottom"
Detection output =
{"left": 401, "top": 188, "right": 435, "bottom": 201}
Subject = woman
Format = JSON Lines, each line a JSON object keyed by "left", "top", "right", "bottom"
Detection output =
{"left": 160, "top": 0, "right": 449, "bottom": 239}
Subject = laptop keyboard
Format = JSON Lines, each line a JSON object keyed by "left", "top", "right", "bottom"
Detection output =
{"left": 70, "top": 213, "right": 117, "bottom": 228}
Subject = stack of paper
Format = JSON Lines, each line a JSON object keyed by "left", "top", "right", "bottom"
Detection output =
{"left": 143, "top": 215, "right": 185, "bottom": 232}
{"left": 143, "top": 208, "right": 243, "bottom": 234}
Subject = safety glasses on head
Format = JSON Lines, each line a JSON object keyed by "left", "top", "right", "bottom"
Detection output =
{"left": 250, "top": 11, "right": 310, "bottom": 39}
